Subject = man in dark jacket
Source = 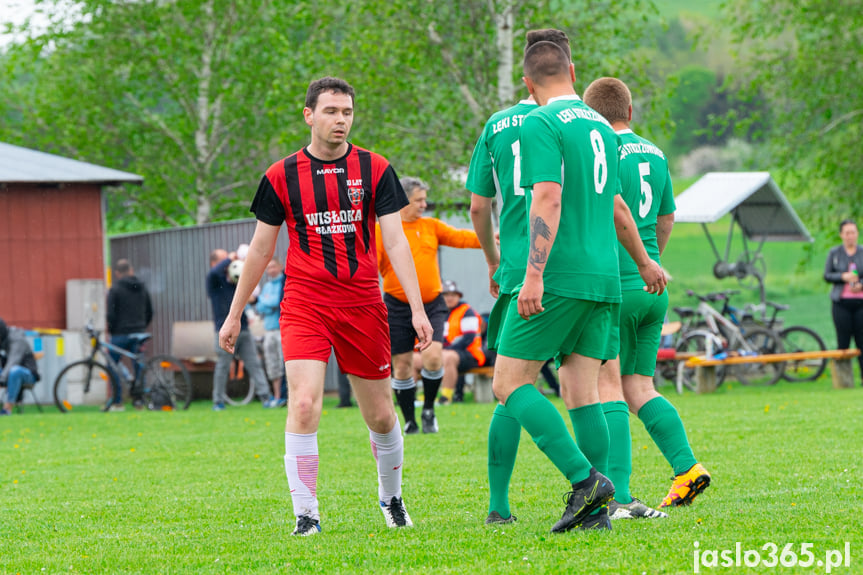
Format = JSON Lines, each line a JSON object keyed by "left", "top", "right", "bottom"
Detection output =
{"left": 105, "top": 259, "right": 154, "bottom": 410}
{"left": 0, "top": 318, "right": 41, "bottom": 415}
{"left": 207, "top": 248, "right": 269, "bottom": 410}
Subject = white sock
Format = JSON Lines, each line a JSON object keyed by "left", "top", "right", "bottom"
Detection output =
{"left": 284, "top": 432, "right": 319, "bottom": 521}
{"left": 369, "top": 417, "right": 403, "bottom": 503}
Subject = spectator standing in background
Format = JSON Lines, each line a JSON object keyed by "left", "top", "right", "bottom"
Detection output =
{"left": 256, "top": 257, "right": 288, "bottom": 408}
{"left": 105, "top": 259, "right": 153, "bottom": 411}
{"left": 825, "top": 219, "right": 863, "bottom": 385}
{"left": 207, "top": 248, "right": 270, "bottom": 410}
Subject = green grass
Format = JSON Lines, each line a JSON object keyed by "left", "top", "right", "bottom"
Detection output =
{"left": 3, "top": 382, "right": 862, "bottom": 574}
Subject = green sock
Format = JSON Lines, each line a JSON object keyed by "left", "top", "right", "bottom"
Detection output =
{"left": 568, "top": 403, "right": 609, "bottom": 476}
{"left": 638, "top": 396, "right": 698, "bottom": 476}
{"left": 505, "top": 384, "right": 591, "bottom": 484}
{"left": 602, "top": 401, "right": 633, "bottom": 504}
{"left": 487, "top": 404, "right": 520, "bottom": 518}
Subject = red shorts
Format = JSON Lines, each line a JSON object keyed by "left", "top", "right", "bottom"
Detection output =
{"left": 281, "top": 299, "right": 392, "bottom": 380}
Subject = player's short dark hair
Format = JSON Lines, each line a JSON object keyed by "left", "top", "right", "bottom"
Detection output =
{"left": 114, "top": 259, "right": 132, "bottom": 276}
{"left": 305, "top": 77, "right": 355, "bottom": 111}
{"left": 525, "top": 29, "right": 571, "bottom": 61}
{"left": 401, "top": 176, "right": 429, "bottom": 198}
{"left": 523, "top": 41, "right": 570, "bottom": 84}
{"left": 583, "top": 77, "right": 632, "bottom": 124}
{"left": 840, "top": 219, "right": 857, "bottom": 233}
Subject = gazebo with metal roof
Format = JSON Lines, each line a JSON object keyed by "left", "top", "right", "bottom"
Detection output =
{"left": 674, "top": 171, "right": 812, "bottom": 306}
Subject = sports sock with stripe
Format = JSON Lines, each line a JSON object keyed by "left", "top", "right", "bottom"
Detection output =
{"left": 421, "top": 367, "right": 444, "bottom": 411}
{"left": 487, "top": 403, "right": 520, "bottom": 518}
{"left": 602, "top": 400, "right": 633, "bottom": 504}
{"left": 284, "top": 431, "right": 319, "bottom": 521}
{"left": 638, "top": 396, "right": 698, "bottom": 476}
{"left": 369, "top": 416, "right": 404, "bottom": 502}
{"left": 392, "top": 377, "right": 416, "bottom": 424}
{"left": 504, "top": 384, "right": 591, "bottom": 485}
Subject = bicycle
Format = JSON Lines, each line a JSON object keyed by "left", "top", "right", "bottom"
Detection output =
{"left": 673, "top": 289, "right": 785, "bottom": 390}
{"left": 53, "top": 323, "right": 192, "bottom": 413}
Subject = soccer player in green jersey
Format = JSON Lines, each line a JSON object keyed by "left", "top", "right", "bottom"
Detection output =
{"left": 471, "top": 30, "right": 667, "bottom": 528}
{"left": 487, "top": 41, "right": 666, "bottom": 533}
{"left": 583, "top": 77, "right": 711, "bottom": 516}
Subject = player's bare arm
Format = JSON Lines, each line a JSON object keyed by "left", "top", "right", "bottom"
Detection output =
{"left": 219, "top": 221, "right": 280, "bottom": 353}
{"left": 613, "top": 195, "right": 666, "bottom": 295}
{"left": 469, "top": 193, "right": 501, "bottom": 298}
{"left": 519, "top": 181, "right": 561, "bottom": 320}
{"left": 657, "top": 212, "right": 675, "bottom": 255}
{"left": 378, "top": 212, "right": 434, "bottom": 350}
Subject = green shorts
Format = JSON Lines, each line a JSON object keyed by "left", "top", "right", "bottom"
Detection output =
{"left": 485, "top": 292, "right": 514, "bottom": 352}
{"left": 497, "top": 291, "right": 620, "bottom": 361}
{"left": 618, "top": 289, "right": 669, "bottom": 376}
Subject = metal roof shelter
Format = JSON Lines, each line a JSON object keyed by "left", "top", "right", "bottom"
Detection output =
{"left": 674, "top": 171, "right": 812, "bottom": 307}
{"left": 0, "top": 142, "right": 143, "bottom": 185}
{"left": 675, "top": 172, "right": 811, "bottom": 242}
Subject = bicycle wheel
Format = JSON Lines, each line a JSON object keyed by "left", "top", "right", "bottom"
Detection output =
{"left": 53, "top": 360, "right": 116, "bottom": 413}
{"left": 675, "top": 330, "right": 726, "bottom": 392}
{"left": 733, "top": 326, "right": 785, "bottom": 386}
{"left": 780, "top": 326, "right": 827, "bottom": 382}
{"left": 142, "top": 355, "right": 193, "bottom": 410}
{"left": 225, "top": 358, "right": 255, "bottom": 406}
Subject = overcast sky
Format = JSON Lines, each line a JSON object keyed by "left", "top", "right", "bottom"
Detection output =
{"left": 1, "top": 0, "right": 48, "bottom": 47}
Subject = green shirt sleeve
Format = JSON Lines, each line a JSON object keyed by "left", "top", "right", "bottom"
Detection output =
{"left": 466, "top": 128, "right": 496, "bottom": 198}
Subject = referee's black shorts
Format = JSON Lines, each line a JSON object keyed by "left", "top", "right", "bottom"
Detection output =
{"left": 384, "top": 293, "right": 448, "bottom": 354}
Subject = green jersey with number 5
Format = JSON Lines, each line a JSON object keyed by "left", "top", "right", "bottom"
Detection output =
{"left": 519, "top": 95, "right": 621, "bottom": 302}
{"left": 616, "top": 129, "right": 675, "bottom": 291}
{"left": 466, "top": 100, "right": 538, "bottom": 294}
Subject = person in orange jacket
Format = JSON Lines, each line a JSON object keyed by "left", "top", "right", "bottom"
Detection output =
{"left": 376, "top": 177, "right": 481, "bottom": 433}
{"left": 437, "top": 280, "right": 485, "bottom": 404}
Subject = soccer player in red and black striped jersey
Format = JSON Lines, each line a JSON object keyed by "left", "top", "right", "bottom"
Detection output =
{"left": 219, "top": 77, "right": 433, "bottom": 536}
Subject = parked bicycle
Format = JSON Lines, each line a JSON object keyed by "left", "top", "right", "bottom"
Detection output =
{"left": 716, "top": 295, "right": 827, "bottom": 382}
{"left": 673, "top": 289, "right": 785, "bottom": 390}
{"left": 53, "top": 323, "right": 192, "bottom": 413}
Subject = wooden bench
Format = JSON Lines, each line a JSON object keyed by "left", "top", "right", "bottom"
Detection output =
{"left": 464, "top": 366, "right": 496, "bottom": 403}
{"left": 467, "top": 351, "right": 701, "bottom": 403}
{"left": 684, "top": 349, "right": 861, "bottom": 393}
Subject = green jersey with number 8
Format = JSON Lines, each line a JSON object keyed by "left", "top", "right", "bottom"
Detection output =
{"left": 519, "top": 95, "right": 621, "bottom": 303}
{"left": 466, "top": 100, "right": 538, "bottom": 294}
{"left": 616, "top": 129, "right": 675, "bottom": 291}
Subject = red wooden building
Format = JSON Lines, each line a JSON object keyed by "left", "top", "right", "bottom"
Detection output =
{"left": 0, "top": 142, "right": 142, "bottom": 330}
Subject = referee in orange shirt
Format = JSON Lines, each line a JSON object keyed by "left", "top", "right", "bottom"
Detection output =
{"left": 377, "top": 177, "right": 481, "bottom": 433}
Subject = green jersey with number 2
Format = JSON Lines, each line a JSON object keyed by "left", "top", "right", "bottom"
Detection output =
{"left": 519, "top": 95, "right": 621, "bottom": 303}
{"left": 616, "top": 129, "right": 675, "bottom": 291}
{"left": 466, "top": 100, "right": 538, "bottom": 294}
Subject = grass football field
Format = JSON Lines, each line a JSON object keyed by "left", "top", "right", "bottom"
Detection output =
{"left": 3, "top": 377, "right": 861, "bottom": 574}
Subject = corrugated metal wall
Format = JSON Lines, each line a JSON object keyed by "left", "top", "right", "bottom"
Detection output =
{"left": 110, "top": 219, "right": 290, "bottom": 357}
{"left": 108, "top": 212, "right": 496, "bottom": 393}
{"left": 0, "top": 184, "right": 105, "bottom": 329}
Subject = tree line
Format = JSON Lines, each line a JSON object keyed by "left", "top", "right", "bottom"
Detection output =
{"left": 1, "top": 0, "right": 859, "bottom": 245}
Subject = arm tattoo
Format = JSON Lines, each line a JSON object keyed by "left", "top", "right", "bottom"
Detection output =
{"left": 529, "top": 216, "right": 551, "bottom": 271}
